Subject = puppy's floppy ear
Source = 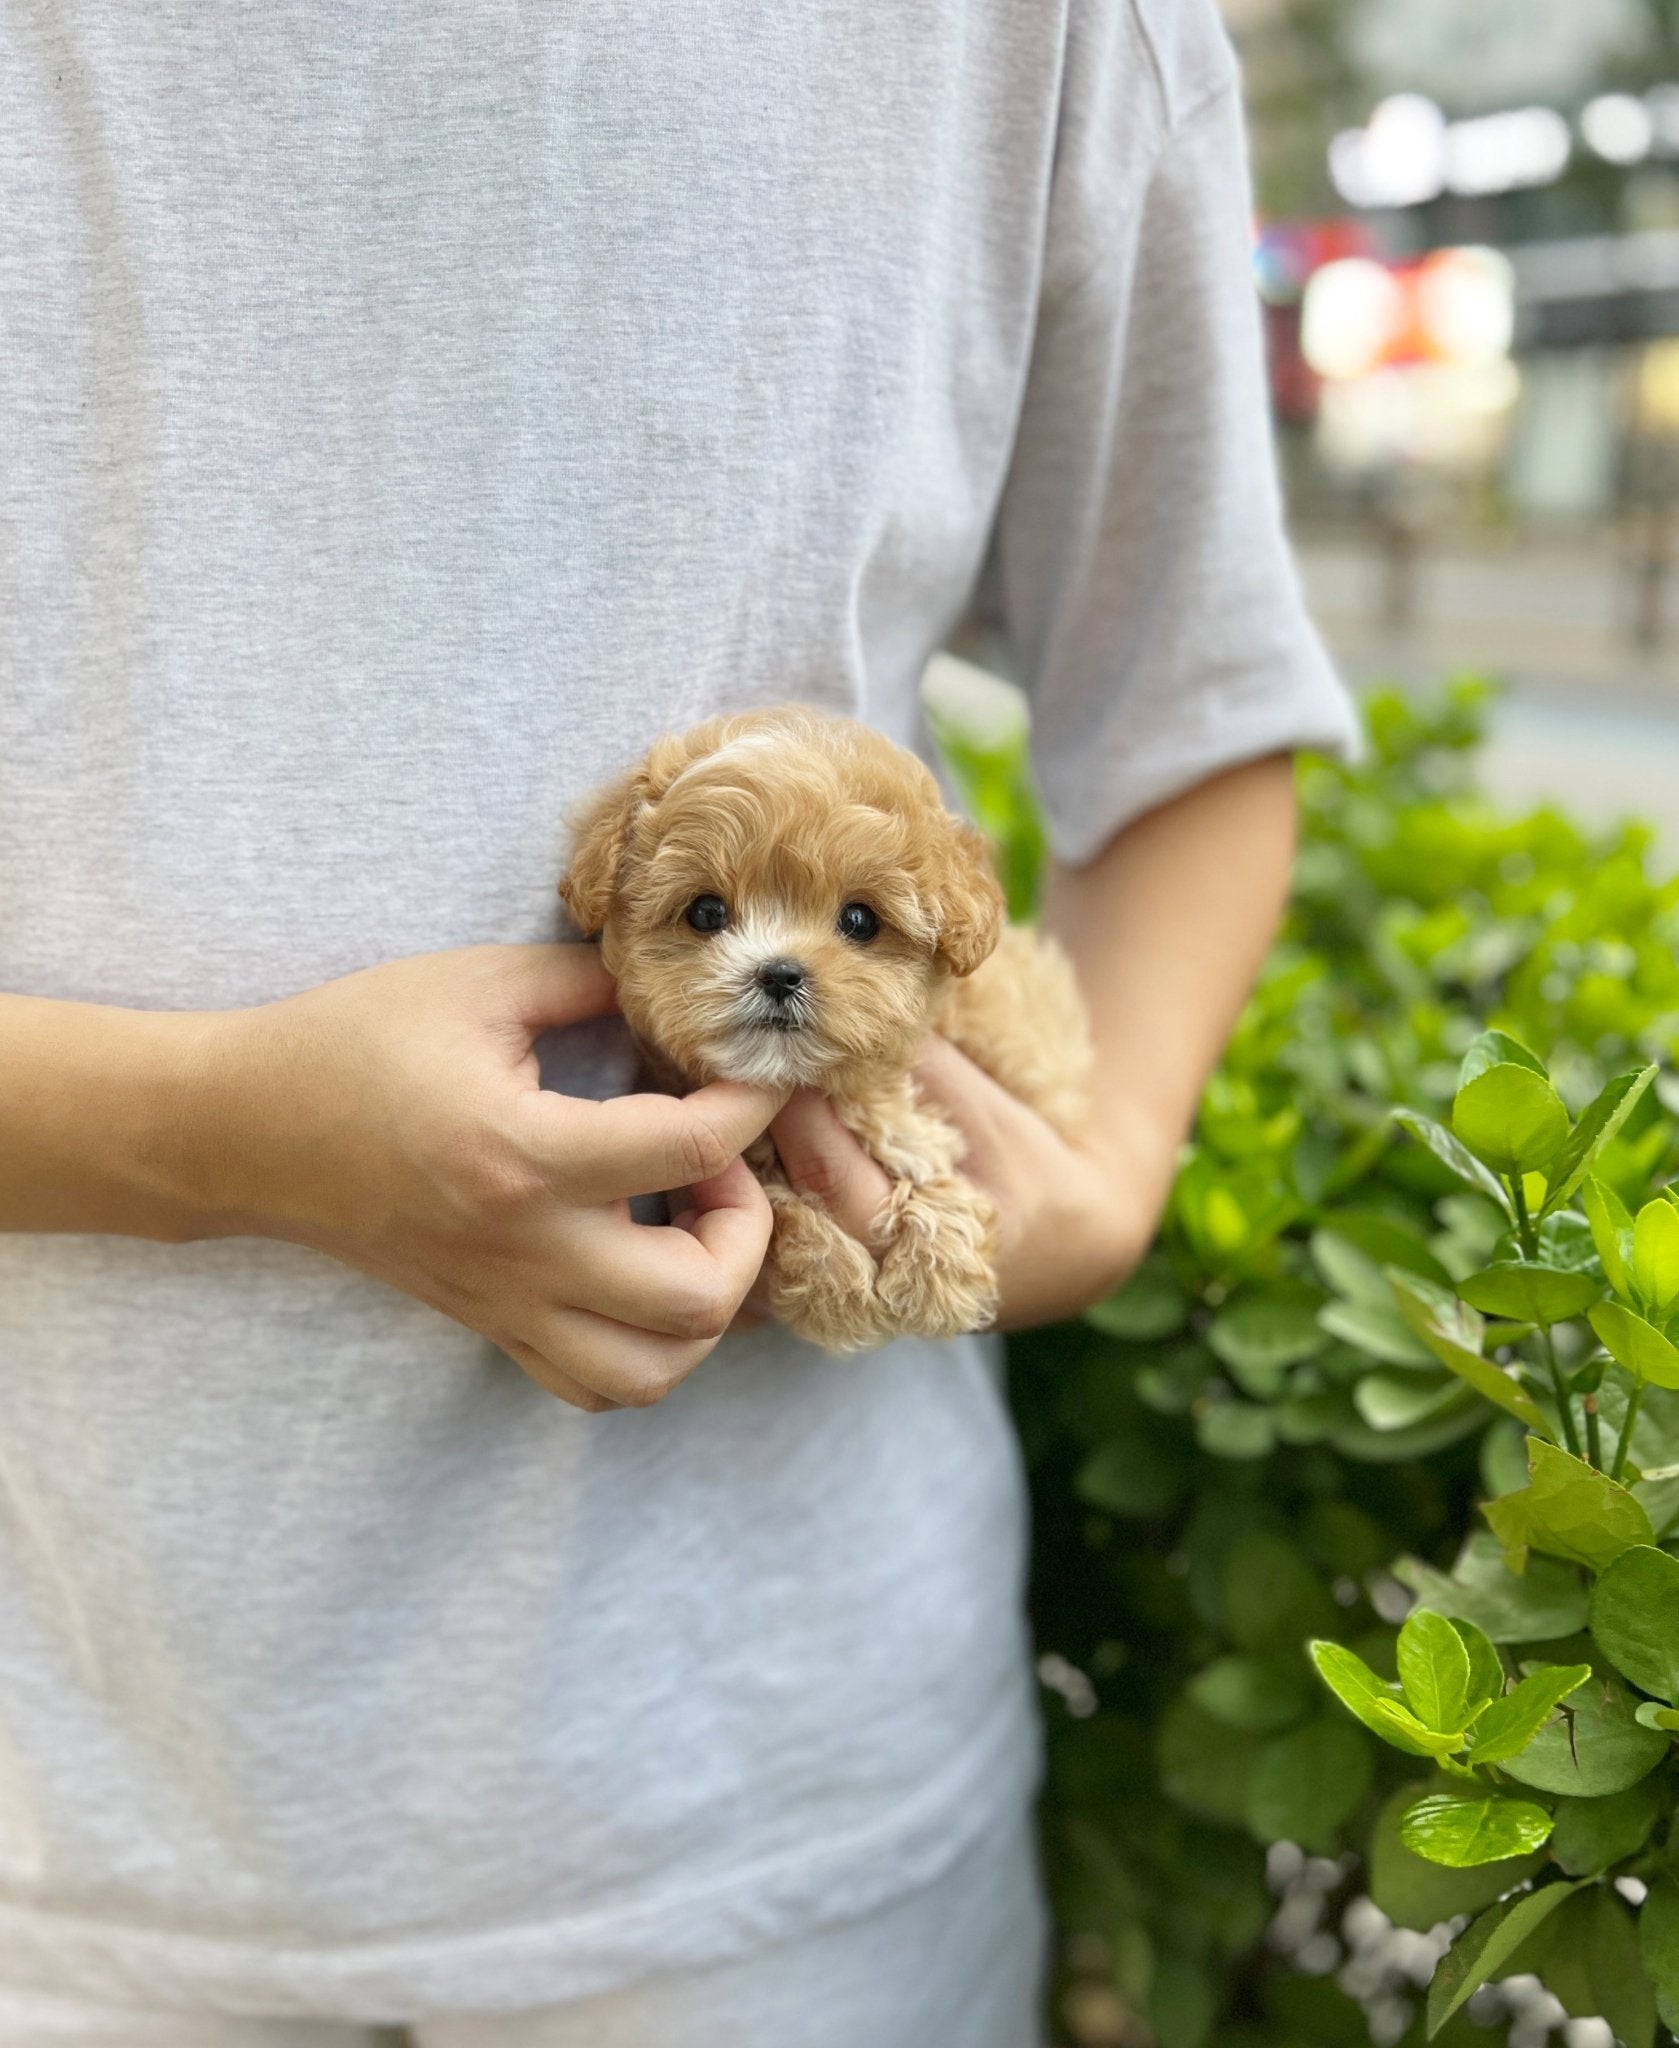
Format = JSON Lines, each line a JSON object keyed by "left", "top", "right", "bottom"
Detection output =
{"left": 559, "top": 767, "right": 645, "bottom": 935}
{"left": 930, "top": 817, "right": 1005, "bottom": 977}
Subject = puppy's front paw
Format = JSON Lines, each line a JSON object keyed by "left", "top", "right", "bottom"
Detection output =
{"left": 761, "top": 1186, "right": 890, "bottom": 1353}
{"left": 870, "top": 1174, "right": 1000, "bottom": 1340}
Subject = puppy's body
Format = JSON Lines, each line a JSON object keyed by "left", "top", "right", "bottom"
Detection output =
{"left": 560, "top": 707, "right": 1093, "bottom": 1351}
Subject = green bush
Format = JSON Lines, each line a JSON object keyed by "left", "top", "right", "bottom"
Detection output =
{"left": 976, "top": 679, "right": 1679, "bottom": 2047}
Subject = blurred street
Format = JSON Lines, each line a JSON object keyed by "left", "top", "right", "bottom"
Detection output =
{"left": 1297, "top": 531, "right": 1679, "bottom": 848}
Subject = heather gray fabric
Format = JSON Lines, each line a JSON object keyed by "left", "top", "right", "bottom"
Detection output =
{"left": 0, "top": 1802, "right": 1043, "bottom": 2046}
{"left": 0, "top": 0, "right": 1357, "bottom": 2022}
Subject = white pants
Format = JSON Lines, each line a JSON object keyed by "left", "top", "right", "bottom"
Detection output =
{"left": 0, "top": 1809, "right": 1045, "bottom": 2048}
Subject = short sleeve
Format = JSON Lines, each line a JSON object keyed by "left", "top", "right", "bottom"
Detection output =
{"left": 986, "top": 3, "right": 1361, "bottom": 865}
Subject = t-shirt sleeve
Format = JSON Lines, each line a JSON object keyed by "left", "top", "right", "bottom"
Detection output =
{"left": 984, "top": 0, "right": 1361, "bottom": 865}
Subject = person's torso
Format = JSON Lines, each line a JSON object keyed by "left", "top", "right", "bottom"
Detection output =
{"left": 0, "top": 1, "right": 1082, "bottom": 1995}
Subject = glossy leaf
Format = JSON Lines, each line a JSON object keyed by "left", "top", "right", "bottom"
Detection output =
{"left": 1308, "top": 1640, "right": 1460, "bottom": 1758}
{"left": 1426, "top": 1881, "right": 1582, "bottom": 2035}
{"left": 1368, "top": 1781, "right": 1542, "bottom": 1932}
{"left": 1482, "top": 1438, "right": 1654, "bottom": 1573}
{"left": 1585, "top": 1175, "right": 1636, "bottom": 1299}
{"left": 1589, "top": 1300, "right": 1679, "bottom": 1389}
{"left": 1393, "top": 1108, "right": 1512, "bottom": 1214}
{"left": 1449, "top": 1617, "right": 1504, "bottom": 1716}
{"left": 1501, "top": 1668, "right": 1669, "bottom": 1796}
{"left": 1637, "top": 1701, "right": 1679, "bottom": 1732}
{"left": 1463, "top": 1662, "right": 1591, "bottom": 1767}
{"left": 1634, "top": 1196, "right": 1679, "bottom": 1315}
{"left": 1394, "top": 1532, "right": 1589, "bottom": 1643}
{"left": 1456, "top": 1260, "right": 1598, "bottom": 1325}
{"left": 1401, "top": 1789, "right": 1554, "bottom": 1867}
{"left": 1542, "top": 1063, "right": 1657, "bottom": 1214}
{"left": 1397, "top": 1608, "right": 1473, "bottom": 1734}
{"left": 1591, "top": 1544, "right": 1679, "bottom": 1702}
{"left": 1547, "top": 1776, "right": 1665, "bottom": 1875}
{"left": 1458, "top": 1030, "right": 1548, "bottom": 1090}
{"left": 1451, "top": 1064, "right": 1570, "bottom": 1178}
{"left": 1388, "top": 1270, "right": 1550, "bottom": 1433}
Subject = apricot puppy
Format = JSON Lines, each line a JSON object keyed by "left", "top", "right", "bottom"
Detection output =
{"left": 560, "top": 706, "right": 1092, "bottom": 1351}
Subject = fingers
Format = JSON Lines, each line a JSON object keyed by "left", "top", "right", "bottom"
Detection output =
{"left": 910, "top": 1035, "right": 1041, "bottom": 1188}
{"left": 564, "top": 1157, "right": 774, "bottom": 1339}
{"left": 549, "top": 1081, "right": 788, "bottom": 1202}
{"left": 514, "top": 1305, "right": 719, "bottom": 1409}
{"left": 770, "top": 1090, "right": 892, "bottom": 1244}
{"left": 498, "top": 943, "right": 620, "bottom": 1035}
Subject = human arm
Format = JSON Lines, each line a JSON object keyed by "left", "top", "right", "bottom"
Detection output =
{"left": 0, "top": 946, "right": 785, "bottom": 1409}
{"left": 770, "top": 748, "right": 1295, "bottom": 1327}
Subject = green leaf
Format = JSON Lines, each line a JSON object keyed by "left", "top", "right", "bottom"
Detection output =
{"left": 1482, "top": 1439, "right": 1655, "bottom": 1573}
{"left": 1588, "top": 1301, "right": 1679, "bottom": 1389}
{"left": 1223, "top": 1535, "right": 1334, "bottom": 1651}
{"left": 1244, "top": 1719, "right": 1372, "bottom": 1852}
{"left": 1635, "top": 1197, "right": 1679, "bottom": 1316}
{"left": 1452, "top": 1064, "right": 1571, "bottom": 1178}
{"left": 1427, "top": 1882, "right": 1582, "bottom": 2035}
{"left": 1316, "top": 1299, "right": 1436, "bottom": 1368}
{"left": 1309, "top": 1211, "right": 1453, "bottom": 1287}
{"left": 1501, "top": 1668, "right": 1670, "bottom": 1796}
{"left": 1185, "top": 1655, "right": 1311, "bottom": 1732}
{"left": 1388, "top": 1270, "right": 1550, "bottom": 1433}
{"left": 1193, "top": 1400, "right": 1277, "bottom": 1460}
{"left": 1642, "top": 1874, "right": 1679, "bottom": 2037}
{"left": 1086, "top": 1250, "right": 1189, "bottom": 1339}
{"left": 1637, "top": 1700, "right": 1679, "bottom": 1731}
{"left": 1206, "top": 1290, "right": 1328, "bottom": 1394}
{"left": 1543, "top": 1064, "right": 1657, "bottom": 1214}
{"left": 1458, "top": 1030, "right": 1549, "bottom": 1091}
{"left": 1401, "top": 1789, "right": 1554, "bottom": 1867}
{"left": 1154, "top": 1697, "right": 1267, "bottom": 1827}
{"left": 1394, "top": 1531, "right": 1589, "bottom": 1643}
{"left": 1308, "top": 1640, "right": 1461, "bottom": 1757}
{"left": 1353, "top": 1371, "right": 1468, "bottom": 1432}
{"left": 1450, "top": 1617, "right": 1504, "bottom": 1715}
{"left": 1548, "top": 1776, "right": 1665, "bottom": 1875}
{"left": 1456, "top": 1261, "right": 1599, "bottom": 1325}
{"left": 1397, "top": 1608, "right": 1473, "bottom": 1733}
{"left": 1463, "top": 1662, "right": 1592, "bottom": 1767}
{"left": 1515, "top": 1886, "right": 1657, "bottom": 2048}
{"left": 1393, "top": 1108, "right": 1513, "bottom": 1214}
{"left": 1368, "top": 1781, "right": 1542, "bottom": 1932}
{"left": 1586, "top": 1175, "right": 1637, "bottom": 1299}
{"left": 1591, "top": 1544, "right": 1679, "bottom": 1702}
{"left": 1074, "top": 1438, "right": 1186, "bottom": 1518}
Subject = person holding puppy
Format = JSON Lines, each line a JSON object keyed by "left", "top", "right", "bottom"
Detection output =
{"left": 0, "top": 1, "right": 1356, "bottom": 2044}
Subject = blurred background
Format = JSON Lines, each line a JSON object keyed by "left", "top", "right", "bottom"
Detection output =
{"left": 1227, "top": 0, "right": 1679, "bottom": 841}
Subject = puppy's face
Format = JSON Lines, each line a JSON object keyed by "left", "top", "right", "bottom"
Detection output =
{"left": 560, "top": 711, "right": 1004, "bottom": 1090}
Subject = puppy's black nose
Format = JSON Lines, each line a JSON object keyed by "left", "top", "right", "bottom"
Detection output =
{"left": 756, "top": 958, "right": 806, "bottom": 1004}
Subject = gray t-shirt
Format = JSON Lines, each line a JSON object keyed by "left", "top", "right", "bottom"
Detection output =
{"left": 0, "top": 0, "right": 1356, "bottom": 2019}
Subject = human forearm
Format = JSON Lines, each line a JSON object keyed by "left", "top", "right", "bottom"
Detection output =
{"left": 0, "top": 994, "right": 227, "bottom": 1239}
{"left": 1041, "top": 750, "right": 1297, "bottom": 1222}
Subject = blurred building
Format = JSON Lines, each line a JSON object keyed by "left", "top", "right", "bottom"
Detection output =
{"left": 1225, "top": 0, "right": 1679, "bottom": 657}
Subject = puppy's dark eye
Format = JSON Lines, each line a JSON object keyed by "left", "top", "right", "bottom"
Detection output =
{"left": 685, "top": 894, "right": 729, "bottom": 934}
{"left": 837, "top": 902, "right": 880, "bottom": 944}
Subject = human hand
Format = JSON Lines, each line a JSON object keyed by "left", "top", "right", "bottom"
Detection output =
{"left": 766, "top": 1037, "right": 1157, "bottom": 1332}
{"left": 190, "top": 946, "right": 785, "bottom": 1409}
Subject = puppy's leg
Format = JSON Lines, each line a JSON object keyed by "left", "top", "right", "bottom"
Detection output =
{"left": 834, "top": 1081, "right": 1001, "bottom": 1342}
{"left": 749, "top": 1139, "right": 889, "bottom": 1353}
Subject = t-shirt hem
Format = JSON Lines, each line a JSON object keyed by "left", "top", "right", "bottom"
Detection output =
{"left": 0, "top": 1684, "right": 1042, "bottom": 2024}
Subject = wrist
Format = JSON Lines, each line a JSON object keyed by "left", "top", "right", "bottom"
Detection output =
{"left": 139, "top": 1005, "right": 274, "bottom": 1242}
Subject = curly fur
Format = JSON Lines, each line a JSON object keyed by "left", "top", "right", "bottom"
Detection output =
{"left": 560, "top": 706, "right": 1094, "bottom": 1351}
